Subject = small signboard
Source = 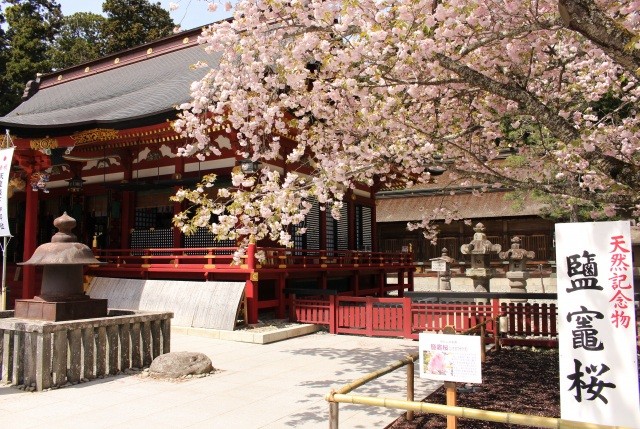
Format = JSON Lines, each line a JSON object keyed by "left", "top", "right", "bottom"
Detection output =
{"left": 431, "top": 259, "right": 447, "bottom": 272}
{"left": 419, "top": 333, "right": 482, "bottom": 384}
{"left": 555, "top": 221, "right": 640, "bottom": 428}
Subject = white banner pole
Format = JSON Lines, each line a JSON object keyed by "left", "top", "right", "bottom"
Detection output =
{"left": 0, "top": 130, "right": 12, "bottom": 310}
{"left": 1, "top": 236, "right": 7, "bottom": 311}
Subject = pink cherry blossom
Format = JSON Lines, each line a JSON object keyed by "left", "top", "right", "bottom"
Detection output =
{"left": 172, "top": 0, "right": 640, "bottom": 254}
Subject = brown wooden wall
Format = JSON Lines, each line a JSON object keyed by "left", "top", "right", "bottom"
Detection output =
{"left": 377, "top": 217, "right": 556, "bottom": 263}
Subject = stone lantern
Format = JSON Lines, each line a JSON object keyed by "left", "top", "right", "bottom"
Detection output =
{"left": 15, "top": 212, "right": 107, "bottom": 321}
{"left": 499, "top": 236, "right": 535, "bottom": 301}
{"left": 432, "top": 247, "right": 455, "bottom": 291}
{"left": 460, "top": 223, "right": 501, "bottom": 297}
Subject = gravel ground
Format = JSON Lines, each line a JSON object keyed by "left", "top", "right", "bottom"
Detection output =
{"left": 388, "top": 348, "right": 561, "bottom": 429}
{"left": 388, "top": 347, "right": 640, "bottom": 429}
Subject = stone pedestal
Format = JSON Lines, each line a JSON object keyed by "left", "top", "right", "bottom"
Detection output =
{"left": 14, "top": 297, "right": 108, "bottom": 321}
{"left": 505, "top": 271, "right": 529, "bottom": 302}
{"left": 466, "top": 267, "right": 496, "bottom": 303}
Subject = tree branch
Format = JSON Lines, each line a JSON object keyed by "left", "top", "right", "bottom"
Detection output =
{"left": 558, "top": 0, "right": 640, "bottom": 78}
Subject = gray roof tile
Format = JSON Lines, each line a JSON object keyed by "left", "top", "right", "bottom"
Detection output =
{"left": 0, "top": 44, "right": 216, "bottom": 129}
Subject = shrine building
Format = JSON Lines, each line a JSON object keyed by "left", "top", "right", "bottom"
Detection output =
{"left": 0, "top": 25, "right": 414, "bottom": 324}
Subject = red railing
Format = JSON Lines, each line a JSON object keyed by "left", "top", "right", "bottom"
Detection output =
{"left": 334, "top": 297, "right": 411, "bottom": 337}
{"left": 90, "top": 247, "right": 414, "bottom": 276}
{"left": 257, "top": 248, "right": 413, "bottom": 270}
{"left": 290, "top": 295, "right": 562, "bottom": 344}
{"left": 500, "top": 302, "right": 557, "bottom": 339}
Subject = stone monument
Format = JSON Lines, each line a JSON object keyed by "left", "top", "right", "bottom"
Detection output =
{"left": 499, "top": 236, "right": 535, "bottom": 301}
{"left": 460, "top": 223, "right": 501, "bottom": 298}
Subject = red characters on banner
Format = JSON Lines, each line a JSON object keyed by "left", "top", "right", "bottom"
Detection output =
{"left": 608, "top": 235, "right": 632, "bottom": 329}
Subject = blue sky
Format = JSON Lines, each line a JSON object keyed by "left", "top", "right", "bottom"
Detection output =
{"left": 58, "top": 0, "right": 232, "bottom": 31}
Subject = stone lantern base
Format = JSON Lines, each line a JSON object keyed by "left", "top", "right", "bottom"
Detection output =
{"left": 14, "top": 296, "right": 108, "bottom": 322}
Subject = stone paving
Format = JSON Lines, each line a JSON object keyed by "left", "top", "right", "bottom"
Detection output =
{"left": 0, "top": 330, "right": 440, "bottom": 428}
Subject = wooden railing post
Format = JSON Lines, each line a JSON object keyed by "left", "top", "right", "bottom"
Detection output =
{"left": 366, "top": 297, "right": 374, "bottom": 336}
{"left": 329, "top": 295, "right": 337, "bottom": 334}
{"left": 406, "top": 357, "right": 415, "bottom": 421}
{"left": 403, "top": 297, "right": 413, "bottom": 339}
{"left": 329, "top": 401, "right": 339, "bottom": 429}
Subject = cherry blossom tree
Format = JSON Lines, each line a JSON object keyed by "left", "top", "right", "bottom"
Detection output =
{"left": 172, "top": 0, "right": 640, "bottom": 252}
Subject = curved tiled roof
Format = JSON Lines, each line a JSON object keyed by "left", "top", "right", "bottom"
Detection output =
{"left": 376, "top": 191, "right": 547, "bottom": 222}
{"left": 0, "top": 44, "right": 216, "bottom": 129}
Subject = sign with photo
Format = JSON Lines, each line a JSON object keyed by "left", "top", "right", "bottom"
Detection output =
{"left": 555, "top": 221, "right": 640, "bottom": 428}
{"left": 419, "top": 333, "right": 482, "bottom": 384}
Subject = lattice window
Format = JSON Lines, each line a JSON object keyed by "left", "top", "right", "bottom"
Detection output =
{"left": 130, "top": 228, "right": 173, "bottom": 252}
{"left": 355, "top": 205, "right": 372, "bottom": 251}
{"left": 184, "top": 227, "right": 235, "bottom": 249}
{"left": 325, "top": 203, "right": 349, "bottom": 250}
{"left": 337, "top": 203, "right": 348, "bottom": 250}
{"left": 292, "top": 199, "right": 320, "bottom": 250}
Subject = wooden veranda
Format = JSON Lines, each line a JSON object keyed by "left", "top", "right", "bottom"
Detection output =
{"left": 88, "top": 243, "right": 416, "bottom": 324}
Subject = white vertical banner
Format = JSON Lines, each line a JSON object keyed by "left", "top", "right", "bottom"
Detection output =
{"left": 555, "top": 221, "right": 639, "bottom": 427}
{"left": 0, "top": 147, "right": 14, "bottom": 237}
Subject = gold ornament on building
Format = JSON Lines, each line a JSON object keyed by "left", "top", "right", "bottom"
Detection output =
{"left": 71, "top": 128, "right": 119, "bottom": 145}
{"left": 30, "top": 137, "right": 58, "bottom": 151}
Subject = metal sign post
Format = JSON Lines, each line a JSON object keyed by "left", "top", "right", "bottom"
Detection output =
{"left": 1, "top": 236, "right": 9, "bottom": 310}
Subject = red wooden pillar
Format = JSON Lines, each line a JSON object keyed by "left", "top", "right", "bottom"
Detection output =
{"left": 120, "top": 153, "right": 135, "bottom": 249}
{"left": 276, "top": 274, "right": 286, "bottom": 318}
{"left": 22, "top": 184, "right": 39, "bottom": 298}
{"left": 120, "top": 191, "right": 134, "bottom": 249}
{"left": 351, "top": 272, "right": 360, "bottom": 296}
{"left": 245, "top": 240, "right": 259, "bottom": 324}
{"left": 406, "top": 269, "right": 414, "bottom": 294}
{"left": 172, "top": 157, "right": 185, "bottom": 248}
{"left": 397, "top": 269, "right": 405, "bottom": 296}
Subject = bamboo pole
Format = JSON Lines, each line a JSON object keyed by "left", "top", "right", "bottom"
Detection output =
{"left": 329, "top": 393, "right": 633, "bottom": 429}
{"left": 332, "top": 353, "right": 418, "bottom": 395}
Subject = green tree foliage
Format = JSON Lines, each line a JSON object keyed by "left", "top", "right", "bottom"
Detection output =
{"left": 0, "top": 10, "right": 10, "bottom": 115}
{"left": 49, "top": 12, "right": 107, "bottom": 71}
{"left": 101, "top": 0, "right": 174, "bottom": 54}
{"left": 1, "top": 0, "right": 62, "bottom": 115}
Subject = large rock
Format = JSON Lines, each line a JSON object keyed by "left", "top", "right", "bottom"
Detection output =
{"left": 149, "top": 352, "right": 213, "bottom": 378}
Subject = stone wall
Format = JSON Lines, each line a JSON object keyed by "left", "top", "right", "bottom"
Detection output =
{"left": 0, "top": 310, "right": 172, "bottom": 391}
